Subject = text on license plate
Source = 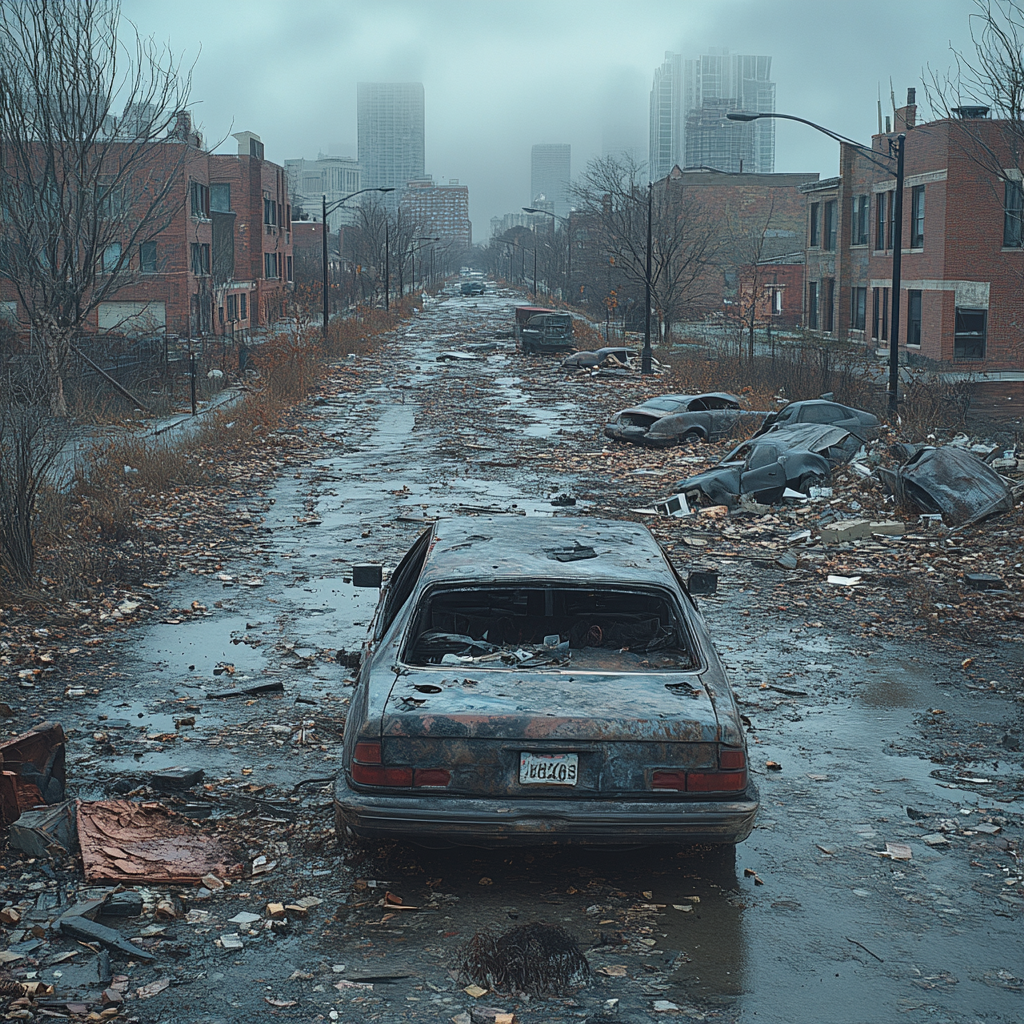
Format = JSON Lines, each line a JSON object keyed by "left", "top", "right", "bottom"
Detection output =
{"left": 519, "top": 752, "right": 578, "bottom": 786}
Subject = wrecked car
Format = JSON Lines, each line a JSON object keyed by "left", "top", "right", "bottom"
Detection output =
{"left": 334, "top": 517, "right": 758, "bottom": 847}
{"left": 460, "top": 281, "right": 485, "bottom": 295}
{"left": 877, "top": 445, "right": 1016, "bottom": 526}
{"left": 520, "top": 313, "right": 574, "bottom": 355}
{"left": 754, "top": 398, "right": 880, "bottom": 441}
{"left": 604, "top": 392, "right": 764, "bottom": 447}
{"left": 562, "top": 347, "right": 636, "bottom": 370}
{"left": 672, "top": 425, "right": 860, "bottom": 506}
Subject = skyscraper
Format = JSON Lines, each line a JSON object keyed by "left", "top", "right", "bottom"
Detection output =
{"left": 357, "top": 83, "right": 425, "bottom": 199}
{"left": 530, "top": 144, "right": 571, "bottom": 219}
{"left": 649, "top": 49, "right": 775, "bottom": 179}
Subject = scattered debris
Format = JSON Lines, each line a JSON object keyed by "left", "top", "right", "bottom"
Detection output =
{"left": 460, "top": 923, "right": 592, "bottom": 996}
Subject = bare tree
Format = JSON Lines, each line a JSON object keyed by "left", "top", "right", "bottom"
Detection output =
{"left": 0, "top": 0, "right": 192, "bottom": 416}
{"left": 569, "top": 155, "right": 722, "bottom": 341}
{"left": 0, "top": 366, "right": 70, "bottom": 588}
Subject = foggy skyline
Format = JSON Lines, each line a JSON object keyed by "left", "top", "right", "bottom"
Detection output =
{"left": 124, "top": 0, "right": 980, "bottom": 239}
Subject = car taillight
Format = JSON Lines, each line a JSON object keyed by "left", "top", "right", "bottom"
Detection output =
{"left": 350, "top": 741, "right": 448, "bottom": 789}
{"left": 651, "top": 748, "right": 747, "bottom": 793}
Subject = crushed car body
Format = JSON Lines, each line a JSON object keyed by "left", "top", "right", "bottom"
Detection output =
{"left": 753, "top": 398, "right": 880, "bottom": 441}
{"left": 672, "top": 423, "right": 863, "bottom": 506}
{"left": 877, "top": 445, "right": 1016, "bottom": 526}
{"left": 334, "top": 516, "right": 758, "bottom": 847}
{"left": 562, "top": 347, "right": 637, "bottom": 370}
{"left": 604, "top": 393, "right": 764, "bottom": 447}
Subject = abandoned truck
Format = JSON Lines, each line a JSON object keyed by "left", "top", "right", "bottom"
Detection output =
{"left": 334, "top": 517, "right": 759, "bottom": 847}
{"left": 514, "top": 306, "right": 574, "bottom": 355}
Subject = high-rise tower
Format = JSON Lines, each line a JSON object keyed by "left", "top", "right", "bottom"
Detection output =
{"left": 530, "top": 144, "right": 571, "bottom": 219}
{"left": 357, "top": 82, "right": 425, "bottom": 199}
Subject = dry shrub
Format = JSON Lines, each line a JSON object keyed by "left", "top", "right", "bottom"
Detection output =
{"left": 460, "top": 922, "right": 591, "bottom": 997}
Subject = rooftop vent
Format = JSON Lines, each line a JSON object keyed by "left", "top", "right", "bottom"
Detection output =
{"left": 953, "top": 105, "right": 990, "bottom": 119}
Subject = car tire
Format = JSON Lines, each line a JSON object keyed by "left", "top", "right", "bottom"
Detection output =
{"left": 795, "top": 473, "right": 826, "bottom": 494}
{"left": 522, "top": 342, "right": 533, "bottom": 356}
{"left": 680, "top": 429, "right": 703, "bottom": 446}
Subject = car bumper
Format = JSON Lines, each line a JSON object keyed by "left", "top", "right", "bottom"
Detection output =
{"left": 334, "top": 772, "right": 759, "bottom": 847}
{"left": 603, "top": 425, "right": 649, "bottom": 444}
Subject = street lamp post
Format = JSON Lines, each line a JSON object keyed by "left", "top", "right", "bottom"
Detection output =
{"left": 643, "top": 182, "right": 653, "bottom": 375}
{"left": 727, "top": 111, "right": 905, "bottom": 417}
{"left": 318, "top": 186, "right": 394, "bottom": 342}
{"left": 523, "top": 208, "right": 572, "bottom": 299}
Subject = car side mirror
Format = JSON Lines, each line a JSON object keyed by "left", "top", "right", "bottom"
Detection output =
{"left": 352, "top": 564, "right": 383, "bottom": 588}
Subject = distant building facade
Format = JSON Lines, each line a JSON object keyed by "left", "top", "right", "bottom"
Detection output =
{"left": 284, "top": 155, "right": 361, "bottom": 229}
{"left": 650, "top": 49, "right": 775, "bottom": 178}
{"left": 530, "top": 144, "right": 571, "bottom": 219}
{"left": 401, "top": 179, "right": 472, "bottom": 249}
{"left": 1, "top": 124, "right": 294, "bottom": 338}
{"left": 357, "top": 82, "right": 425, "bottom": 203}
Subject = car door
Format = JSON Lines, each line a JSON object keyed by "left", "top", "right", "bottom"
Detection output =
{"left": 707, "top": 409, "right": 740, "bottom": 440}
{"left": 738, "top": 443, "right": 784, "bottom": 501}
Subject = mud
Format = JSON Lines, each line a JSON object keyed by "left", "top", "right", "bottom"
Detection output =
{"left": 3, "top": 288, "right": 1021, "bottom": 1023}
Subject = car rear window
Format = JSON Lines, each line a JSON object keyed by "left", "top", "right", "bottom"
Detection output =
{"left": 404, "top": 586, "right": 694, "bottom": 671}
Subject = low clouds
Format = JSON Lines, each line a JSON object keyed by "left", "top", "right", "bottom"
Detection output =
{"left": 124, "top": 0, "right": 975, "bottom": 236}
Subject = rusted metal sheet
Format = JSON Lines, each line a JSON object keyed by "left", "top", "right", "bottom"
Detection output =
{"left": 0, "top": 721, "right": 66, "bottom": 827}
{"left": 76, "top": 800, "right": 243, "bottom": 885}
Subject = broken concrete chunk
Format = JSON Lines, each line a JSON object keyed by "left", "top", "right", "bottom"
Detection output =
{"left": 820, "top": 519, "right": 873, "bottom": 543}
{"left": 220, "top": 933, "right": 244, "bottom": 950}
{"left": 964, "top": 573, "right": 1006, "bottom": 591}
{"left": 101, "top": 891, "right": 144, "bottom": 917}
{"left": 149, "top": 767, "right": 204, "bottom": 790}
{"left": 8, "top": 800, "right": 76, "bottom": 859}
{"left": 266, "top": 902, "right": 286, "bottom": 919}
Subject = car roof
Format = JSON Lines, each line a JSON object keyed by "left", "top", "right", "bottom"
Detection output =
{"left": 419, "top": 516, "right": 679, "bottom": 590}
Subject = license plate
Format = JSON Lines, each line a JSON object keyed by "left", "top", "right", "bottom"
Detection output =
{"left": 519, "top": 752, "right": 578, "bottom": 786}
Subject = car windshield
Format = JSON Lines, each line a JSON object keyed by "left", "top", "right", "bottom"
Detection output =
{"left": 404, "top": 586, "right": 694, "bottom": 671}
{"left": 642, "top": 397, "right": 689, "bottom": 412}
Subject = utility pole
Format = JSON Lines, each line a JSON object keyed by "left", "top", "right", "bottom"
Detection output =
{"left": 321, "top": 195, "right": 329, "bottom": 343}
{"left": 642, "top": 183, "right": 653, "bottom": 375}
{"left": 384, "top": 216, "right": 390, "bottom": 311}
{"left": 888, "top": 134, "right": 906, "bottom": 418}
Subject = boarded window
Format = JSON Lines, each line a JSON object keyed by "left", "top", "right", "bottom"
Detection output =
{"left": 97, "top": 301, "right": 166, "bottom": 333}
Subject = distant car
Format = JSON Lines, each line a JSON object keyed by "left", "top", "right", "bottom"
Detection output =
{"left": 460, "top": 281, "right": 485, "bottom": 295}
{"left": 604, "top": 393, "right": 764, "bottom": 447}
{"left": 672, "top": 423, "right": 861, "bottom": 506}
{"left": 562, "top": 347, "right": 637, "bottom": 370}
{"left": 334, "top": 516, "right": 759, "bottom": 847}
{"left": 754, "top": 399, "right": 880, "bottom": 441}
{"left": 519, "top": 311, "right": 574, "bottom": 354}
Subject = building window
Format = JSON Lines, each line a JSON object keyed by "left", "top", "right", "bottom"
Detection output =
{"left": 139, "top": 241, "right": 157, "bottom": 273}
{"left": 850, "top": 287, "right": 866, "bottom": 330}
{"left": 286, "top": 255, "right": 293, "bottom": 282}
{"left": 1004, "top": 180, "right": 1023, "bottom": 246}
{"left": 264, "top": 197, "right": 278, "bottom": 226}
{"left": 907, "top": 290, "right": 922, "bottom": 346}
{"left": 101, "top": 242, "right": 121, "bottom": 273}
{"left": 190, "top": 242, "right": 210, "bottom": 276}
{"left": 882, "top": 288, "right": 889, "bottom": 340}
{"left": 264, "top": 252, "right": 280, "bottom": 278}
{"left": 809, "top": 202, "right": 821, "bottom": 247}
{"left": 240, "top": 293, "right": 247, "bottom": 320}
{"left": 875, "top": 193, "right": 886, "bottom": 249}
{"left": 888, "top": 192, "right": 896, "bottom": 249}
{"left": 210, "top": 183, "right": 231, "bottom": 213}
{"left": 871, "top": 287, "right": 890, "bottom": 341}
{"left": 910, "top": 185, "right": 925, "bottom": 248}
{"left": 852, "top": 195, "right": 869, "bottom": 246}
{"left": 190, "top": 181, "right": 210, "bottom": 219}
{"left": 954, "top": 308, "right": 986, "bottom": 359}
{"left": 824, "top": 200, "right": 837, "bottom": 251}
{"left": 227, "top": 294, "right": 238, "bottom": 321}
{"left": 825, "top": 278, "right": 835, "bottom": 331}
{"left": 808, "top": 281, "right": 818, "bottom": 329}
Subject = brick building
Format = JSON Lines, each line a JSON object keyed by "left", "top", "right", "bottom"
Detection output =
{"left": 656, "top": 166, "right": 817, "bottom": 319}
{"left": 400, "top": 178, "right": 472, "bottom": 250}
{"left": 0, "top": 122, "right": 293, "bottom": 340}
{"left": 804, "top": 91, "right": 1024, "bottom": 382}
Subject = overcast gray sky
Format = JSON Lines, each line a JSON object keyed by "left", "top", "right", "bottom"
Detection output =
{"left": 124, "top": 0, "right": 979, "bottom": 239}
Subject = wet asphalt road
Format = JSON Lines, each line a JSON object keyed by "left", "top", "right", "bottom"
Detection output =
{"left": 37, "top": 288, "right": 1023, "bottom": 1023}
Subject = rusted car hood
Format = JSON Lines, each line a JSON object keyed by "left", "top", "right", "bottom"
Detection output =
{"left": 380, "top": 669, "right": 725, "bottom": 743}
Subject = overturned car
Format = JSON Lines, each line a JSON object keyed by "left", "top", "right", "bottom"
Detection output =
{"left": 605, "top": 393, "right": 764, "bottom": 447}
{"left": 673, "top": 423, "right": 862, "bottom": 507}
{"left": 334, "top": 517, "right": 759, "bottom": 847}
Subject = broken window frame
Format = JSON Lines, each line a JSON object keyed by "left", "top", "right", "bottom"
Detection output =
{"left": 953, "top": 307, "right": 986, "bottom": 360}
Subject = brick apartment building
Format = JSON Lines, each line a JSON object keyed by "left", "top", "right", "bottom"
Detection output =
{"left": 656, "top": 166, "right": 818, "bottom": 323}
{"left": 0, "top": 120, "right": 293, "bottom": 340}
{"left": 803, "top": 91, "right": 1024, "bottom": 392}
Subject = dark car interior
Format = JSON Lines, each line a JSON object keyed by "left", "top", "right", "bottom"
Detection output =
{"left": 404, "top": 586, "right": 695, "bottom": 670}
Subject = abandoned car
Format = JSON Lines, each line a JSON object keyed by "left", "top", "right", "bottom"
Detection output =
{"left": 518, "top": 311, "right": 575, "bottom": 355}
{"left": 334, "top": 517, "right": 759, "bottom": 847}
{"left": 753, "top": 398, "right": 880, "bottom": 440}
{"left": 672, "top": 423, "right": 864, "bottom": 506}
{"left": 604, "top": 393, "right": 764, "bottom": 447}
{"left": 460, "top": 280, "right": 486, "bottom": 295}
{"left": 562, "top": 347, "right": 637, "bottom": 370}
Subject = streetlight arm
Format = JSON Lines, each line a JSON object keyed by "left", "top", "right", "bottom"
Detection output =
{"left": 726, "top": 111, "right": 896, "bottom": 176}
{"left": 523, "top": 207, "right": 570, "bottom": 225}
